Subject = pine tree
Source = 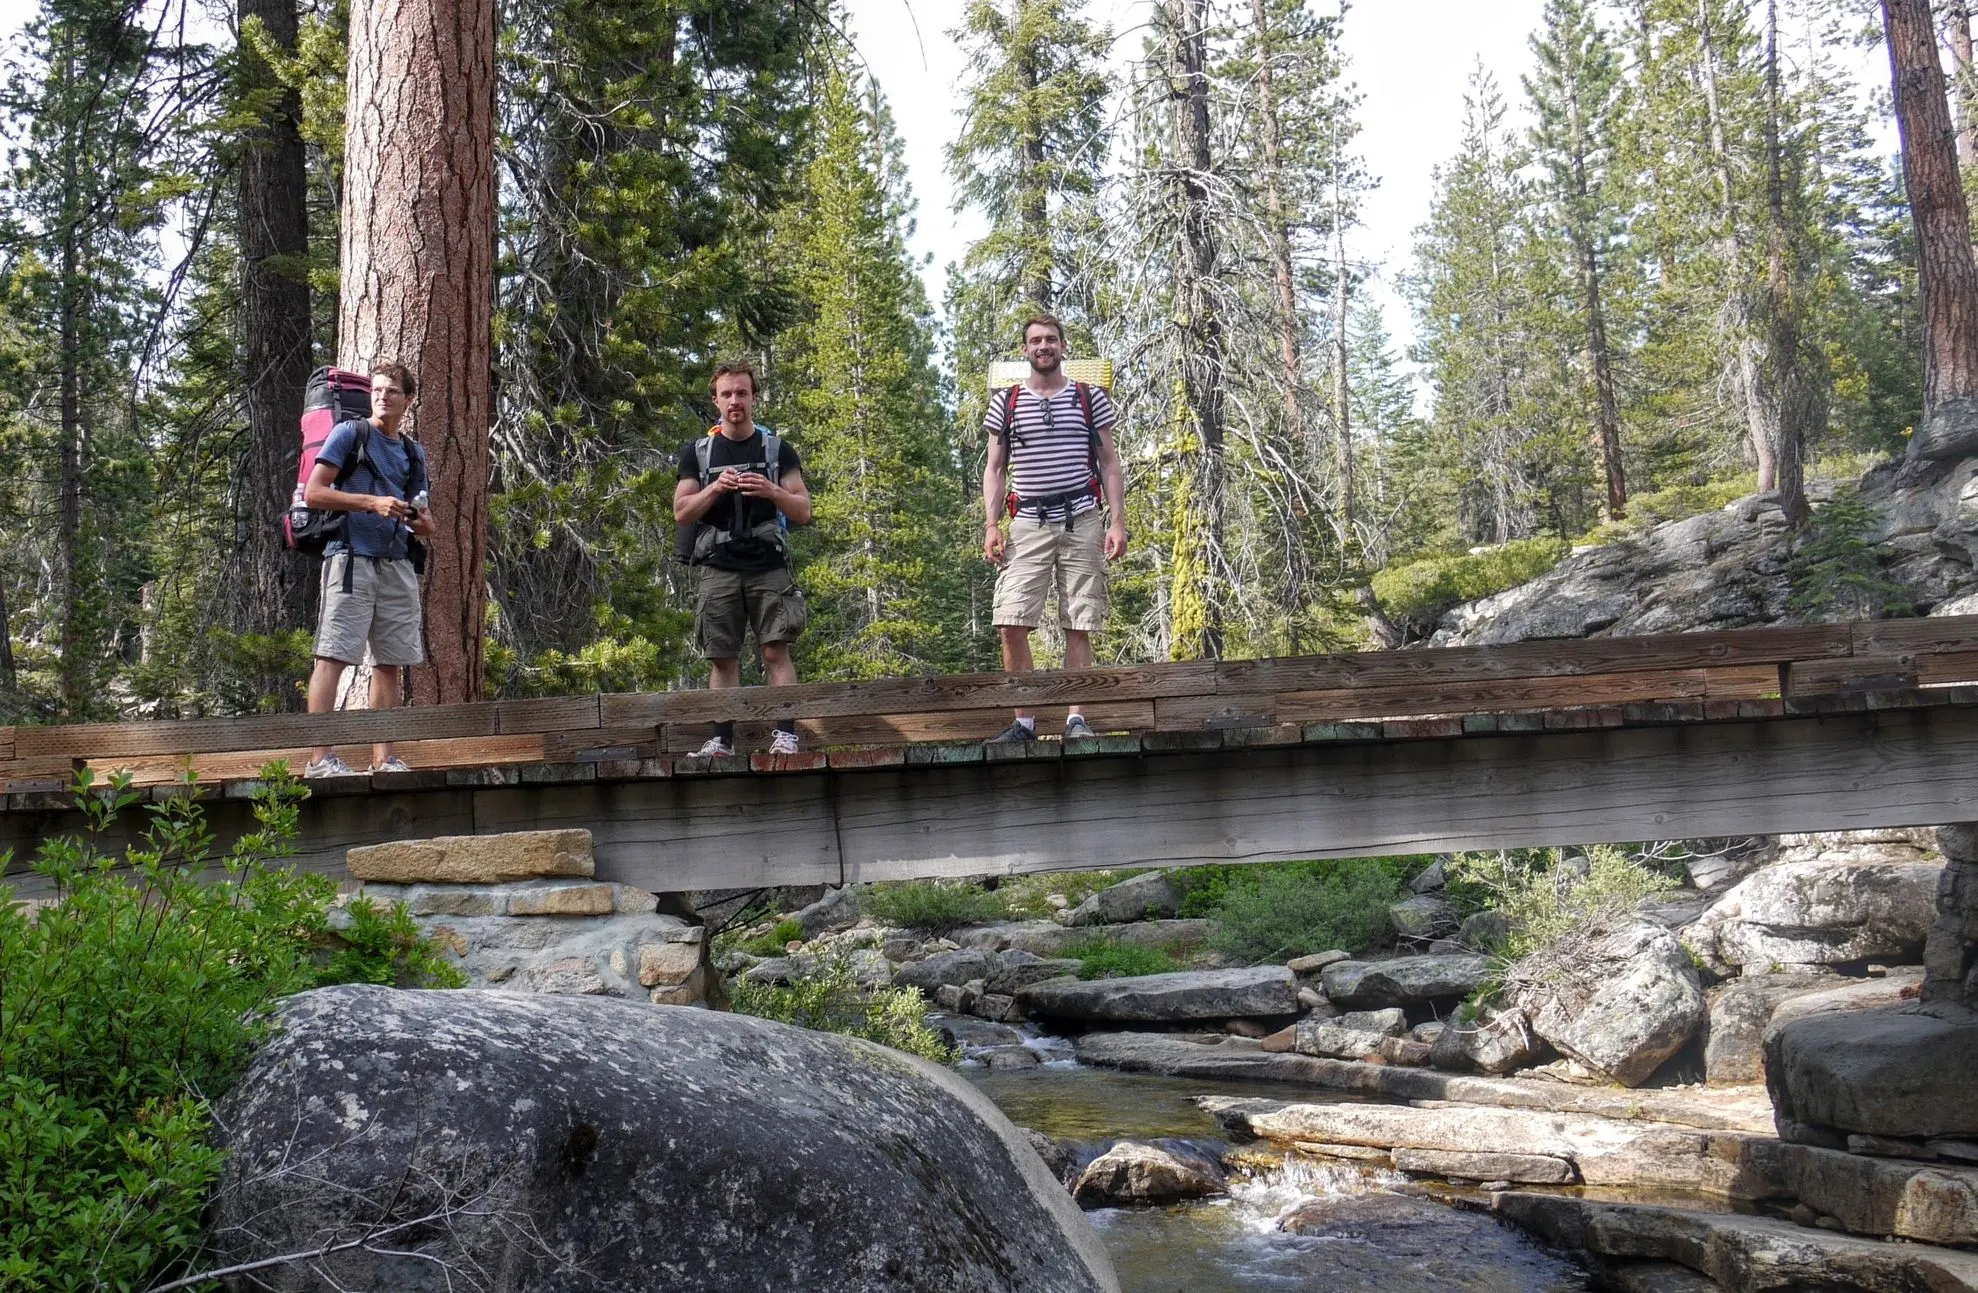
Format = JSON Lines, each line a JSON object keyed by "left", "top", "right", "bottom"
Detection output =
{"left": 772, "top": 53, "right": 954, "bottom": 681}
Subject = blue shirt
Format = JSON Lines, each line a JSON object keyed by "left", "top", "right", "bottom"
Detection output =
{"left": 318, "top": 419, "right": 423, "bottom": 559}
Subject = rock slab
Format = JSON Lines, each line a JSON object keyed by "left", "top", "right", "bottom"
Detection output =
{"left": 1765, "top": 1003, "right": 1978, "bottom": 1141}
{"left": 346, "top": 829, "right": 594, "bottom": 883}
{"left": 208, "top": 986, "right": 1118, "bottom": 1293}
{"left": 1064, "top": 872, "right": 1183, "bottom": 927}
{"left": 1018, "top": 966, "right": 1297, "bottom": 1022}
{"left": 1319, "top": 954, "right": 1491, "bottom": 1007}
{"left": 1512, "top": 921, "right": 1704, "bottom": 1088}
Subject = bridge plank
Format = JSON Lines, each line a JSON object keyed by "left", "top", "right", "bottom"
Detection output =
{"left": 1853, "top": 615, "right": 1978, "bottom": 656}
{"left": 74, "top": 734, "right": 548, "bottom": 787}
{"left": 494, "top": 695, "right": 600, "bottom": 734}
{"left": 656, "top": 702, "right": 1156, "bottom": 753}
{"left": 0, "top": 728, "right": 13, "bottom": 760}
{"left": 1786, "top": 656, "right": 1919, "bottom": 695}
{"left": 1920, "top": 650, "right": 1978, "bottom": 685}
{"left": 12, "top": 703, "right": 496, "bottom": 760}
{"left": 1269, "top": 665, "right": 1782, "bottom": 723}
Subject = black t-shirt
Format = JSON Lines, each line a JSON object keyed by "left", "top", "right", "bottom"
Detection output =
{"left": 676, "top": 429, "right": 803, "bottom": 571}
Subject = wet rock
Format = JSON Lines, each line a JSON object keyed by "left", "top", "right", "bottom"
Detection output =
{"left": 1017, "top": 966, "right": 1297, "bottom": 1023}
{"left": 1070, "top": 1140, "right": 1226, "bottom": 1207}
{"left": 1293, "top": 1020, "right": 1431, "bottom": 1065}
{"left": 894, "top": 948, "right": 1000, "bottom": 993}
{"left": 1510, "top": 921, "right": 1705, "bottom": 1088}
{"left": 1429, "top": 1006, "right": 1539, "bottom": 1077}
{"left": 1064, "top": 872, "right": 1183, "bottom": 927}
{"left": 982, "top": 1046, "right": 1043, "bottom": 1071}
{"left": 1391, "top": 1148, "right": 1577, "bottom": 1185}
{"left": 1320, "top": 954, "right": 1492, "bottom": 1008}
{"left": 1765, "top": 1003, "right": 1978, "bottom": 1140}
{"left": 208, "top": 987, "right": 1118, "bottom": 1293}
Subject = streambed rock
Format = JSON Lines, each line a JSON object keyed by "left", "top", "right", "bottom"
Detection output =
{"left": 1064, "top": 872, "right": 1183, "bottom": 927}
{"left": 1319, "top": 954, "right": 1492, "bottom": 1008}
{"left": 1685, "top": 859, "right": 1942, "bottom": 972}
{"left": 1702, "top": 971, "right": 1837, "bottom": 1084}
{"left": 1429, "top": 1005, "right": 1539, "bottom": 1076}
{"left": 209, "top": 986, "right": 1118, "bottom": 1293}
{"left": 1018, "top": 966, "right": 1297, "bottom": 1022}
{"left": 1766, "top": 1002, "right": 1978, "bottom": 1141}
{"left": 1509, "top": 921, "right": 1705, "bottom": 1088}
{"left": 954, "top": 919, "right": 1214, "bottom": 957}
{"left": 1070, "top": 1140, "right": 1227, "bottom": 1206}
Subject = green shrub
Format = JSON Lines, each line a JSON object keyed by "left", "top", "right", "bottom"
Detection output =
{"left": 1175, "top": 857, "right": 1427, "bottom": 919}
{"left": 1370, "top": 537, "right": 1570, "bottom": 628}
{"left": 320, "top": 895, "right": 470, "bottom": 989}
{"left": 860, "top": 880, "right": 1010, "bottom": 933}
{"left": 1061, "top": 937, "right": 1181, "bottom": 979}
{"left": 729, "top": 958, "right": 956, "bottom": 1064}
{"left": 0, "top": 770, "right": 461, "bottom": 1291}
{"left": 1206, "top": 862, "right": 1405, "bottom": 963}
{"left": 1787, "top": 484, "right": 1914, "bottom": 622}
{"left": 996, "top": 869, "right": 1140, "bottom": 921}
{"left": 1447, "top": 845, "right": 1679, "bottom": 960}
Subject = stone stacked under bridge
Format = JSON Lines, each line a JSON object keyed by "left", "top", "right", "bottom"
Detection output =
{"left": 343, "top": 828, "right": 714, "bottom": 1005}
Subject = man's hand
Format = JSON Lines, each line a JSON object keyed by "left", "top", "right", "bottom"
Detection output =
{"left": 369, "top": 495, "right": 410, "bottom": 520}
{"left": 983, "top": 523, "right": 1007, "bottom": 565}
{"left": 734, "top": 472, "right": 780, "bottom": 501}
{"left": 711, "top": 468, "right": 745, "bottom": 494}
{"left": 1105, "top": 523, "right": 1129, "bottom": 561}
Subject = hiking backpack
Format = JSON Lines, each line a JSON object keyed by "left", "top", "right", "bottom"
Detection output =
{"left": 672, "top": 426, "right": 789, "bottom": 565}
{"left": 284, "top": 367, "right": 374, "bottom": 553}
{"left": 996, "top": 380, "right": 1101, "bottom": 525}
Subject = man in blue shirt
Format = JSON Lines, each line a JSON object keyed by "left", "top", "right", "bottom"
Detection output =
{"left": 300, "top": 361, "right": 435, "bottom": 776}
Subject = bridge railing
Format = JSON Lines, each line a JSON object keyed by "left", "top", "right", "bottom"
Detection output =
{"left": 4, "top": 617, "right": 1978, "bottom": 792}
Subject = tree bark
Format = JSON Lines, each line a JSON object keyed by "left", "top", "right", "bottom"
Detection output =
{"left": 238, "top": 0, "right": 315, "bottom": 659}
{"left": 1332, "top": 167, "right": 1354, "bottom": 537}
{"left": 1170, "top": 0, "right": 1225, "bottom": 660}
{"left": 1581, "top": 239, "right": 1627, "bottom": 520}
{"left": 1761, "top": 0, "right": 1813, "bottom": 525}
{"left": 1247, "top": 0, "right": 1304, "bottom": 446}
{"left": 1945, "top": 0, "right": 1978, "bottom": 172}
{"left": 1886, "top": 0, "right": 1978, "bottom": 458}
{"left": 57, "top": 38, "right": 85, "bottom": 720}
{"left": 338, "top": 0, "right": 495, "bottom": 703}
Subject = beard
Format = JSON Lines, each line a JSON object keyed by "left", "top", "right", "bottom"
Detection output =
{"left": 1027, "top": 352, "right": 1061, "bottom": 374}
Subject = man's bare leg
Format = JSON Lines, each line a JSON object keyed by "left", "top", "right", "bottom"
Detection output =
{"left": 307, "top": 657, "right": 348, "bottom": 763}
{"left": 999, "top": 624, "right": 1036, "bottom": 722}
{"left": 1064, "top": 628, "right": 1093, "bottom": 722}
{"left": 761, "top": 642, "right": 797, "bottom": 687}
{"left": 368, "top": 665, "right": 404, "bottom": 766}
{"left": 708, "top": 657, "right": 742, "bottom": 689}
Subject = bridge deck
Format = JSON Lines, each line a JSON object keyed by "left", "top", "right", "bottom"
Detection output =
{"left": 4, "top": 619, "right": 1978, "bottom": 893}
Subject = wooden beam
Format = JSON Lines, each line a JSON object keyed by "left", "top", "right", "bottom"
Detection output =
{"left": 12, "top": 703, "right": 496, "bottom": 760}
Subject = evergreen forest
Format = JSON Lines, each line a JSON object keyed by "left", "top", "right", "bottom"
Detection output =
{"left": 0, "top": 0, "right": 1942, "bottom": 721}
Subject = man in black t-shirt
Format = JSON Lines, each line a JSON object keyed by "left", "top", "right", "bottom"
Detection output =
{"left": 673, "top": 358, "right": 812, "bottom": 757}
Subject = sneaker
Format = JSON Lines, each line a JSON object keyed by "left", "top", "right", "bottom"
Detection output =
{"left": 304, "top": 754, "right": 357, "bottom": 779}
{"left": 691, "top": 735, "right": 734, "bottom": 758}
{"left": 986, "top": 720, "right": 1039, "bottom": 744}
{"left": 1063, "top": 714, "right": 1097, "bottom": 740}
{"left": 370, "top": 757, "right": 412, "bottom": 773}
{"left": 768, "top": 729, "right": 800, "bottom": 756}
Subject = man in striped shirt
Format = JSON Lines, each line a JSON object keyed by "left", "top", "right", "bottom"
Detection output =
{"left": 981, "top": 314, "right": 1128, "bottom": 742}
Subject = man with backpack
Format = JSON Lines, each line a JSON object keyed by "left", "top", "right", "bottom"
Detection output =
{"left": 300, "top": 361, "right": 433, "bottom": 777}
{"left": 981, "top": 314, "right": 1128, "bottom": 743}
{"left": 673, "top": 358, "right": 812, "bottom": 757}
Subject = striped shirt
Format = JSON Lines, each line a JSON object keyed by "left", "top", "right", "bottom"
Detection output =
{"left": 983, "top": 381, "right": 1118, "bottom": 523}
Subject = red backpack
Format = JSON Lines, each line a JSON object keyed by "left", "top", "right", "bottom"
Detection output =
{"left": 284, "top": 367, "right": 373, "bottom": 552}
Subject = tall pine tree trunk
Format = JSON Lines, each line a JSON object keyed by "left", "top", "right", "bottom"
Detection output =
{"left": 1945, "top": 0, "right": 1978, "bottom": 173}
{"left": 1332, "top": 168, "right": 1353, "bottom": 537}
{"left": 1761, "top": 0, "right": 1813, "bottom": 525}
{"left": 338, "top": 0, "right": 495, "bottom": 703}
{"left": 1580, "top": 239, "right": 1627, "bottom": 520}
{"left": 1885, "top": 0, "right": 1978, "bottom": 460}
{"left": 57, "top": 102, "right": 86, "bottom": 720}
{"left": 1248, "top": 0, "right": 1302, "bottom": 441}
{"left": 1169, "top": 0, "right": 1225, "bottom": 660}
{"left": 239, "top": 0, "right": 315, "bottom": 660}
{"left": 1018, "top": 0, "right": 1052, "bottom": 311}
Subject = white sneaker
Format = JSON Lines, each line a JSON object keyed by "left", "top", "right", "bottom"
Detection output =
{"left": 370, "top": 757, "right": 412, "bottom": 773}
{"left": 691, "top": 735, "right": 734, "bottom": 758}
{"left": 304, "top": 754, "right": 357, "bottom": 778}
{"left": 768, "top": 729, "right": 800, "bottom": 756}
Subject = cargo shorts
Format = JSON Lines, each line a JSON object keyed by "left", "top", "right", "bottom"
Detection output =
{"left": 992, "top": 506, "right": 1109, "bottom": 632}
{"left": 695, "top": 564, "right": 807, "bottom": 659}
{"left": 314, "top": 553, "right": 425, "bottom": 666}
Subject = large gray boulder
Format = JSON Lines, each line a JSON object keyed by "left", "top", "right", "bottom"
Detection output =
{"left": 1509, "top": 921, "right": 1705, "bottom": 1088}
{"left": 207, "top": 986, "right": 1118, "bottom": 1293}
{"left": 1070, "top": 1140, "right": 1226, "bottom": 1207}
{"left": 954, "top": 919, "right": 1213, "bottom": 957}
{"left": 1429, "top": 1005, "right": 1540, "bottom": 1076}
{"left": 1684, "top": 860, "right": 1942, "bottom": 972}
{"left": 1765, "top": 1002, "right": 1978, "bottom": 1141}
{"left": 893, "top": 947, "right": 1001, "bottom": 993}
{"left": 1701, "top": 972, "right": 1837, "bottom": 1085}
{"left": 1016, "top": 966, "right": 1297, "bottom": 1022}
{"left": 1319, "top": 954, "right": 1492, "bottom": 1008}
{"left": 1064, "top": 872, "right": 1183, "bottom": 927}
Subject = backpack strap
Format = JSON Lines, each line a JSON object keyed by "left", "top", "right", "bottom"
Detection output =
{"left": 999, "top": 384, "right": 1023, "bottom": 451}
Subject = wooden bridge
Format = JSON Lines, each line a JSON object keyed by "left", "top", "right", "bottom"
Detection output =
{"left": 5, "top": 618, "right": 1978, "bottom": 896}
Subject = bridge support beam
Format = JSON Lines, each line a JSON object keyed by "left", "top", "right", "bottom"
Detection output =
{"left": 6, "top": 707, "right": 1978, "bottom": 896}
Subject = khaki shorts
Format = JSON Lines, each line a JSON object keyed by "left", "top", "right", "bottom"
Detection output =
{"left": 695, "top": 564, "right": 807, "bottom": 659}
{"left": 315, "top": 554, "right": 425, "bottom": 666}
{"left": 993, "top": 507, "right": 1109, "bottom": 631}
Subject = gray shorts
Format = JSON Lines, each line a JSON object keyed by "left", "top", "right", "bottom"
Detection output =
{"left": 315, "top": 554, "right": 425, "bottom": 666}
{"left": 694, "top": 564, "right": 806, "bottom": 659}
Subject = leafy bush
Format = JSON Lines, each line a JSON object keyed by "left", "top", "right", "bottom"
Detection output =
{"left": 1061, "top": 937, "right": 1181, "bottom": 980}
{"left": 1447, "top": 845, "right": 1679, "bottom": 960}
{"left": 728, "top": 958, "right": 956, "bottom": 1064}
{"left": 1370, "top": 537, "right": 1570, "bottom": 629}
{"left": 1175, "top": 856, "right": 1427, "bottom": 919}
{"left": 860, "top": 880, "right": 1010, "bottom": 933}
{"left": 1206, "top": 862, "right": 1405, "bottom": 963}
{"left": 996, "top": 868, "right": 1141, "bottom": 921}
{"left": 0, "top": 770, "right": 461, "bottom": 1291}
{"left": 736, "top": 917, "right": 806, "bottom": 958}
{"left": 321, "top": 895, "right": 470, "bottom": 989}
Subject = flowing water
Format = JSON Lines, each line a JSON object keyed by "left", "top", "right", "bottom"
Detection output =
{"left": 960, "top": 1036, "right": 1591, "bottom": 1293}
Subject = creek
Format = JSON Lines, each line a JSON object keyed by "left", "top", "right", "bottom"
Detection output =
{"left": 959, "top": 1032, "right": 1592, "bottom": 1293}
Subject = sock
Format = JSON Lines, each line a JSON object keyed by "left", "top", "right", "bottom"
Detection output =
{"left": 775, "top": 720, "right": 796, "bottom": 735}
{"left": 715, "top": 722, "right": 736, "bottom": 745}
{"left": 1015, "top": 716, "right": 1037, "bottom": 733}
